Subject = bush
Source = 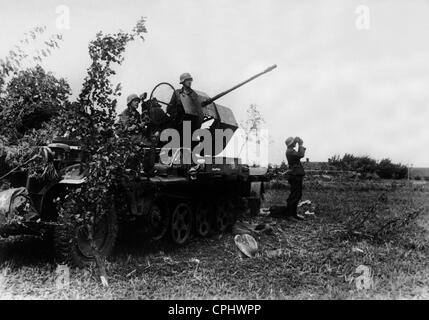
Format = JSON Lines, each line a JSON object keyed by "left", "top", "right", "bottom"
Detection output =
{"left": 329, "top": 154, "right": 376, "bottom": 173}
{"left": 376, "top": 158, "right": 407, "bottom": 179}
{"left": 0, "top": 65, "right": 70, "bottom": 140}
{"left": 329, "top": 154, "right": 407, "bottom": 180}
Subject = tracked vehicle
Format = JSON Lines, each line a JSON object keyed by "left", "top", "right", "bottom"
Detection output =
{"left": 0, "top": 65, "right": 276, "bottom": 266}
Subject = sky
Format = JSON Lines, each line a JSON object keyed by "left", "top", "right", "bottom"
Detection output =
{"left": 0, "top": 0, "right": 428, "bottom": 167}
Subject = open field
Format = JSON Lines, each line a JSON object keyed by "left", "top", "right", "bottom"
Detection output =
{"left": 1, "top": 179, "right": 429, "bottom": 299}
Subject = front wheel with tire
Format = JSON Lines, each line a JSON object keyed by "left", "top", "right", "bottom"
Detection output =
{"left": 54, "top": 199, "right": 118, "bottom": 267}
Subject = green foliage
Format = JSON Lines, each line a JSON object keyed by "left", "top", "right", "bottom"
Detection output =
{"left": 56, "top": 17, "right": 148, "bottom": 247}
{"left": 329, "top": 153, "right": 377, "bottom": 173}
{"left": 329, "top": 154, "right": 407, "bottom": 179}
{"left": 0, "top": 27, "right": 66, "bottom": 178}
{"left": 1, "top": 19, "right": 149, "bottom": 239}
{"left": 0, "top": 26, "right": 62, "bottom": 94}
{"left": 376, "top": 158, "right": 407, "bottom": 179}
{"left": 0, "top": 65, "right": 70, "bottom": 140}
{"left": 239, "top": 104, "right": 265, "bottom": 155}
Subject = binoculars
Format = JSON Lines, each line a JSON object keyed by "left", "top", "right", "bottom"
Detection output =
{"left": 294, "top": 137, "right": 303, "bottom": 145}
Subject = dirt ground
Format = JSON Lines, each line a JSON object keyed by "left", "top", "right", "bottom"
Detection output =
{"left": 1, "top": 179, "right": 428, "bottom": 300}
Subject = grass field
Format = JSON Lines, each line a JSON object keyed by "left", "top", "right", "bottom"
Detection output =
{"left": 1, "top": 179, "right": 428, "bottom": 299}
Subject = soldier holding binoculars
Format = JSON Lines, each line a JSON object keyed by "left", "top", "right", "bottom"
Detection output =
{"left": 284, "top": 136, "right": 306, "bottom": 220}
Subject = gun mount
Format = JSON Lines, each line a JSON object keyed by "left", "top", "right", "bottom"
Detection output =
{"left": 145, "top": 65, "right": 277, "bottom": 155}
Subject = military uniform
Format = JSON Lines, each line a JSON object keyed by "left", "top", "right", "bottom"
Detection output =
{"left": 119, "top": 108, "right": 142, "bottom": 132}
{"left": 167, "top": 87, "right": 198, "bottom": 128}
{"left": 285, "top": 144, "right": 306, "bottom": 218}
{"left": 167, "top": 72, "right": 200, "bottom": 130}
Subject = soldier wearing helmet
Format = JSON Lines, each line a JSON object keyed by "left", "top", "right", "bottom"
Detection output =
{"left": 285, "top": 136, "right": 306, "bottom": 220}
{"left": 118, "top": 93, "right": 153, "bottom": 146}
{"left": 167, "top": 72, "right": 197, "bottom": 130}
{"left": 272, "top": 137, "right": 306, "bottom": 220}
{"left": 119, "top": 94, "right": 142, "bottom": 129}
{"left": 180, "top": 73, "right": 193, "bottom": 86}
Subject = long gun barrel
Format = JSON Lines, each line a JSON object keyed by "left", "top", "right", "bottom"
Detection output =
{"left": 201, "top": 64, "right": 277, "bottom": 107}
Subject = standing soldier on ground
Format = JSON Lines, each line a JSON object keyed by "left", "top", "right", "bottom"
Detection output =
{"left": 285, "top": 136, "right": 306, "bottom": 221}
{"left": 269, "top": 137, "right": 306, "bottom": 220}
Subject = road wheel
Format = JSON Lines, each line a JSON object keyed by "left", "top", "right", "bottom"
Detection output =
{"left": 149, "top": 202, "right": 170, "bottom": 241}
{"left": 170, "top": 203, "right": 193, "bottom": 245}
{"left": 195, "top": 201, "right": 213, "bottom": 237}
{"left": 54, "top": 199, "right": 118, "bottom": 267}
{"left": 216, "top": 199, "right": 235, "bottom": 233}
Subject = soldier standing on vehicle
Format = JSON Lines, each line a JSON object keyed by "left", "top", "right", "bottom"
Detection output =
{"left": 119, "top": 93, "right": 153, "bottom": 144}
{"left": 167, "top": 73, "right": 198, "bottom": 130}
{"left": 118, "top": 94, "right": 154, "bottom": 213}
{"left": 280, "top": 136, "right": 307, "bottom": 221}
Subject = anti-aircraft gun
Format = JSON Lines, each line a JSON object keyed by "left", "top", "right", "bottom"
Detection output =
{"left": 147, "top": 64, "right": 277, "bottom": 155}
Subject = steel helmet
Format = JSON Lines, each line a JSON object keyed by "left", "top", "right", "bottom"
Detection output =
{"left": 127, "top": 93, "right": 140, "bottom": 106}
{"left": 234, "top": 234, "right": 258, "bottom": 258}
{"left": 285, "top": 137, "right": 295, "bottom": 147}
{"left": 180, "top": 73, "right": 193, "bottom": 84}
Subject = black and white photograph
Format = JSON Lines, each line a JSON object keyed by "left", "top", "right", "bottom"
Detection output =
{"left": 0, "top": 0, "right": 428, "bottom": 304}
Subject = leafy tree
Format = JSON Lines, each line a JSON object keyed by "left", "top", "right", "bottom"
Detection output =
{"left": 0, "top": 27, "right": 64, "bottom": 176}
{"left": 239, "top": 104, "right": 265, "bottom": 156}
{"left": 51, "top": 18, "right": 148, "bottom": 270}
{"left": 0, "top": 26, "right": 62, "bottom": 95}
{"left": 0, "top": 65, "right": 70, "bottom": 140}
{"left": 355, "top": 155, "right": 377, "bottom": 174}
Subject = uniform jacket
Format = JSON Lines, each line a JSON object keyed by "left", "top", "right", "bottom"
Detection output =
{"left": 167, "top": 87, "right": 197, "bottom": 120}
{"left": 118, "top": 107, "right": 146, "bottom": 142}
{"left": 286, "top": 145, "right": 306, "bottom": 176}
{"left": 119, "top": 108, "right": 141, "bottom": 128}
